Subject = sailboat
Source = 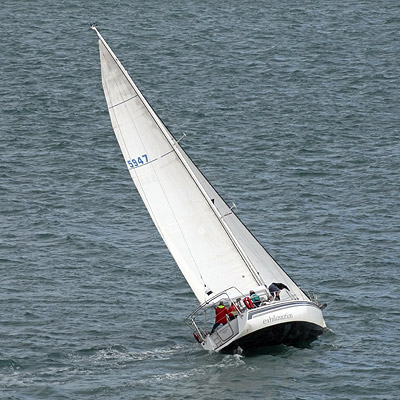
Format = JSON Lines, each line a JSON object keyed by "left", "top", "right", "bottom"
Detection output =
{"left": 91, "top": 26, "right": 327, "bottom": 352}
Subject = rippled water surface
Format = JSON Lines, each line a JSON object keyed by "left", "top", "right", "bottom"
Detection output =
{"left": 1, "top": 1, "right": 399, "bottom": 399}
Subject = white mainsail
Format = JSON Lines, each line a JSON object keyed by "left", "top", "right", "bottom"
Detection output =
{"left": 93, "top": 27, "right": 308, "bottom": 303}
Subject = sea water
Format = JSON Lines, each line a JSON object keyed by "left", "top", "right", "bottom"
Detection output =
{"left": 1, "top": 1, "right": 399, "bottom": 399}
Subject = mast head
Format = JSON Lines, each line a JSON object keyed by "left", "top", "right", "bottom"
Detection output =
{"left": 90, "top": 23, "right": 100, "bottom": 36}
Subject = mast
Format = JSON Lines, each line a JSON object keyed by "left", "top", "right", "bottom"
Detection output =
{"left": 91, "top": 25, "right": 265, "bottom": 289}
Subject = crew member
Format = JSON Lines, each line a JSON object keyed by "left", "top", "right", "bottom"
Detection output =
{"left": 211, "top": 301, "right": 233, "bottom": 333}
{"left": 250, "top": 290, "right": 261, "bottom": 307}
{"left": 268, "top": 282, "right": 289, "bottom": 300}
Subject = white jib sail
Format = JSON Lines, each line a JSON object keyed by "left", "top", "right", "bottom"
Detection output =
{"left": 93, "top": 27, "right": 308, "bottom": 303}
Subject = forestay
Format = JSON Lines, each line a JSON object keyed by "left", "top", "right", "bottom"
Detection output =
{"left": 93, "top": 27, "right": 308, "bottom": 303}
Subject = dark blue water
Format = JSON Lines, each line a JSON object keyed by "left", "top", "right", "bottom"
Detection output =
{"left": 1, "top": 1, "right": 399, "bottom": 399}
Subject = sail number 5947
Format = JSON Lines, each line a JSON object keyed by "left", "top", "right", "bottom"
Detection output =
{"left": 127, "top": 154, "right": 148, "bottom": 168}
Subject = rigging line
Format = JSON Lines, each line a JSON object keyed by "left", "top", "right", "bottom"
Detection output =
{"left": 178, "top": 153, "right": 266, "bottom": 287}
{"left": 170, "top": 143, "right": 265, "bottom": 286}
{"left": 218, "top": 198, "right": 306, "bottom": 295}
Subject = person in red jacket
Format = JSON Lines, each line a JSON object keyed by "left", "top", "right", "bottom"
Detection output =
{"left": 211, "top": 301, "right": 233, "bottom": 333}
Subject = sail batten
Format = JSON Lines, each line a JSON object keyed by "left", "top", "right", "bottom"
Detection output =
{"left": 93, "top": 27, "right": 308, "bottom": 303}
{"left": 109, "top": 95, "right": 139, "bottom": 109}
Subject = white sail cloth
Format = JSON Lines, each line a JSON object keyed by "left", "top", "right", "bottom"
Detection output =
{"left": 94, "top": 28, "right": 308, "bottom": 303}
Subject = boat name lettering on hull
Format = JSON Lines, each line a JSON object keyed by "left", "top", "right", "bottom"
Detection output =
{"left": 263, "top": 313, "right": 294, "bottom": 325}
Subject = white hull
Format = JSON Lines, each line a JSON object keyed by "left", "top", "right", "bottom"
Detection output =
{"left": 194, "top": 300, "right": 326, "bottom": 352}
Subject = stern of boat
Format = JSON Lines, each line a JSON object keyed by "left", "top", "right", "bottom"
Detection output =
{"left": 186, "top": 287, "right": 327, "bottom": 352}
